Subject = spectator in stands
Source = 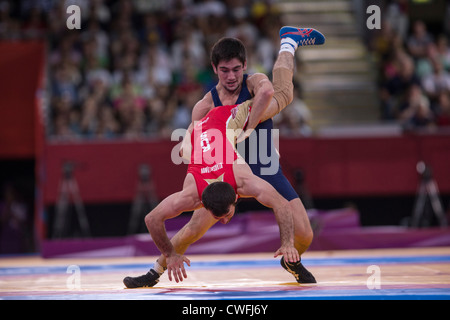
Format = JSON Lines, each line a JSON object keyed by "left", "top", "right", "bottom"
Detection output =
{"left": 414, "top": 36, "right": 449, "bottom": 81}
{"left": 422, "top": 57, "right": 450, "bottom": 102}
{"left": 96, "top": 103, "right": 120, "bottom": 138}
{"left": 170, "top": 99, "right": 193, "bottom": 132}
{"left": 415, "top": 41, "right": 438, "bottom": 80}
{"left": 194, "top": 1, "right": 229, "bottom": 51}
{"left": 257, "top": 17, "right": 282, "bottom": 74}
{"left": 195, "top": 0, "right": 227, "bottom": 18}
{"left": 138, "top": 43, "right": 173, "bottom": 99}
{"left": 113, "top": 75, "right": 146, "bottom": 134}
{"left": 80, "top": 96, "right": 99, "bottom": 137}
{"left": 80, "top": 19, "right": 110, "bottom": 69}
{"left": 110, "top": 29, "right": 141, "bottom": 86}
{"left": 436, "top": 34, "right": 450, "bottom": 72}
{"left": 50, "top": 94, "right": 79, "bottom": 139}
{"left": 52, "top": 112, "right": 75, "bottom": 139}
{"left": 49, "top": 33, "right": 82, "bottom": 69}
{"left": 407, "top": 20, "right": 434, "bottom": 61}
{"left": 138, "top": 12, "right": 166, "bottom": 47}
{"left": 371, "top": 20, "right": 397, "bottom": 67}
{"left": 0, "top": 1, "right": 12, "bottom": 39}
{"left": 123, "top": 108, "right": 146, "bottom": 139}
{"left": 385, "top": 0, "right": 409, "bottom": 42}
{"left": 171, "top": 20, "right": 206, "bottom": 72}
{"left": 46, "top": 2, "right": 68, "bottom": 49}
{"left": 86, "top": 0, "right": 110, "bottom": 27}
{"left": 21, "top": 6, "right": 47, "bottom": 40}
{"left": 435, "top": 91, "right": 450, "bottom": 127}
{"left": 380, "top": 53, "right": 420, "bottom": 119}
{"left": 399, "top": 84, "right": 434, "bottom": 129}
{"left": 68, "top": 108, "right": 82, "bottom": 137}
{"left": 145, "top": 84, "right": 177, "bottom": 137}
{"left": 51, "top": 59, "right": 82, "bottom": 104}
{"left": 84, "top": 71, "right": 112, "bottom": 109}
{"left": 375, "top": 27, "right": 404, "bottom": 81}
{"left": 445, "top": 2, "right": 450, "bottom": 37}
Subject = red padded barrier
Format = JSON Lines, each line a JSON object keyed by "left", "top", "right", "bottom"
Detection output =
{"left": 41, "top": 134, "right": 450, "bottom": 205}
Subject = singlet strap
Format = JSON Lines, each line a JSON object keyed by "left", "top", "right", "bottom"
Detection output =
{"left": 210, "top": 87, "right": 222, "bottom": 107}
{"left": 235, "top": 74, "right": 250, "bottom": 104}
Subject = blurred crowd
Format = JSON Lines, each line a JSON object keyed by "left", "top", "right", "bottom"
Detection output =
{"left": 1, "top": 0, "right": 302, "bottom": 140}
{"left": 1, "top": 0, "right": 449, "bottom": 138}
{"left": 371, "top": 0, "right": 450, "bottom": 130}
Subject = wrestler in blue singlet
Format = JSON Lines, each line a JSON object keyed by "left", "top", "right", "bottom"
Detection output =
{"left": 210, "top": 74, "right": 298, "bottom": 201}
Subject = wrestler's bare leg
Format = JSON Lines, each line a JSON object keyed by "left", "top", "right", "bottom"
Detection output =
{"left": 289, "top": 198, "right": 313, "bottom": 255}
{"left": 275, "top": 51, "right": 295, "bottom": 72}
{"left": 268, "top": 53, "right": 313, "bottom": 256}
{"left": 262, "top": 53, "right": 295, "bottom": 121}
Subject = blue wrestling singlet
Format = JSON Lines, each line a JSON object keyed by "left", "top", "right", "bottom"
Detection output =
{"left": 209, "top": 74, "right": 298, "bottom": 201}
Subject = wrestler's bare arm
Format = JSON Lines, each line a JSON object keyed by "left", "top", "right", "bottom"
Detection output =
{"left": 192, "top": 93, "right": 215, "bottom": 122}
{"left": 145, "top": 174, "right": 202, "bottom": 259}
{"left": 145, "top": 174, "right": 203, "bottom": 282}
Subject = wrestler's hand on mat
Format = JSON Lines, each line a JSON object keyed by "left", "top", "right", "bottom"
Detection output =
{"left": 274, "top": 245, "right": 300, "bottom": 263}
{"left": 166, "top": 253, "right": 191, "bottom": 283}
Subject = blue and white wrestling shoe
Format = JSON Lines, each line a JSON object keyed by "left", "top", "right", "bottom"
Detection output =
{"left": 280, "top": 26, "right": 326, "bottom": 47}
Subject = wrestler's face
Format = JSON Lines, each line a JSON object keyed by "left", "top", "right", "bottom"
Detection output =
{"left": 214, "top": 205, "right": 236, "bottom": 225}
{"left": 211, "top": 195, "right": 239, "bottom": 224}
{"left": 213, "top": 58, "right": 247, "bottom": 93}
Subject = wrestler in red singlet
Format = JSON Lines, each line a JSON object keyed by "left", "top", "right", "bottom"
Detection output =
{"left": 187, "top": 101, "right": 251, "bottom": 199}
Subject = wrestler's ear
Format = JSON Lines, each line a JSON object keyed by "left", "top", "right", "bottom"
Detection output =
{"left": 243, "top": 60, "right": 247, "bottom": 71}
{"left": 212, "top": 63, "right": 218, "bottom": 74}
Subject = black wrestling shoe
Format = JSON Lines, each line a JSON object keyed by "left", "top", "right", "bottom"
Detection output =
{"left": 123, "top": 269, "right": 160, "bottom": 288}
{"left": 280, "top": 257, "right": 317, "bottom": 283}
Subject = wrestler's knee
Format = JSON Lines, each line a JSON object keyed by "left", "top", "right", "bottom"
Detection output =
{"left": 289, "top": 199, "right": 313, "bottom": 247}
{"left": 278, "top": 82, "right": 294, "bottom": 109}
{"left": 144, "top": 212, "right": 153, "bottom": 229}
{"left": 295, "top": 223, "right": 313, "bottom": 247}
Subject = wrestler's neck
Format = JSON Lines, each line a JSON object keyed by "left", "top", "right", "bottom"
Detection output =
{"left": 216, "top": 82, "right": 243, "bottom": 105}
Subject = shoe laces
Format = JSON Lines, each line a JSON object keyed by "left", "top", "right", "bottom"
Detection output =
{"left": 300, "top": 38, "right": 316, "bottom": 46}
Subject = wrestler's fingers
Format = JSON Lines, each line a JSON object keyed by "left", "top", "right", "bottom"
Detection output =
{"left": 182, "top": 257, "right": 191, "bottom": 279}
{"left": 167, "top": 266, "right": 174, "bottom": 282}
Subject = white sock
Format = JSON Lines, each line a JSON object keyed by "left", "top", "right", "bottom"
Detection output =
{"left": 153, "top": 260, "right": 165, "bottom": 275}
{"left": 279, "top": 37, "right": 298, "bottom": 56}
